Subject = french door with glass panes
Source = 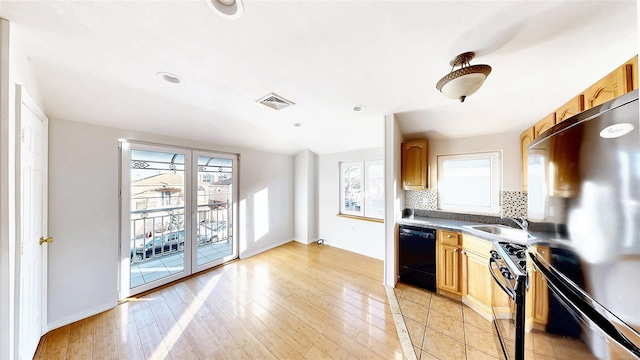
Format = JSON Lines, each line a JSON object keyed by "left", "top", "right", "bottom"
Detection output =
{"left": 120, "top": 142, "right": 237, "bottom": 297}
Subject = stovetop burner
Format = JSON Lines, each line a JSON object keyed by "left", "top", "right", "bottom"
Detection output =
{"left": 496, "top": 242, "right": 528, "bottom": 274}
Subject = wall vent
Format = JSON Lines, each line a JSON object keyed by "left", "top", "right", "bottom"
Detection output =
{"left": 256, "top": 92, "right": 295, "bottom": 110}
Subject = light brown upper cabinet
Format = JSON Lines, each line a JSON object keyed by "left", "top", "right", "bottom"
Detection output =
{"left": 519, "top": 128, "right": 534, "bottom": 193}
{"left": 533, "top": 113, "right": 556, "bottom": 138}
{"left": 401, "top": 140, "right": 428, "bottom": 190}
{"left": 520, "top": 55, "right": 638, "bottom": 192}
{"left": 584, "top": 63, "right": 632, "bottom": 109}
{"left": 629, "top": 55, "right": 638, "bottom": 91}
{"left": 555, "top": 95, "right": 585, "bottom": 124}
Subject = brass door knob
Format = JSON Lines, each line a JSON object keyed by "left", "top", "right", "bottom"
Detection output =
{"left": 39, "top": 236, "right": 53, "bottom": 245}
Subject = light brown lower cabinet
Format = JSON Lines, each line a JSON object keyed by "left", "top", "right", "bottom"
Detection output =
{"left": 437, "top": 230, "right": 461, "bottom": 297}
{"left": 460, "top": 235, "right": 495, "bottom": 320}
{"left": 437, "top": 234, "right": 548, "bottom": 324}
{"left": 526, "top": 246, "right": 550, "bottom": 330}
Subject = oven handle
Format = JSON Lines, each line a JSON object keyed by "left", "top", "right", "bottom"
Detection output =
{"left": 488, "top": 257, "right": 516, "bottom": 300}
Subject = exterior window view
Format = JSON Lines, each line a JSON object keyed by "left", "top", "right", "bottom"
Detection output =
{"left": 128, "top": 149, "right": 234, "bottom": 289}
{"left": 340, "top": 160, "right": 384, "bottom": 219}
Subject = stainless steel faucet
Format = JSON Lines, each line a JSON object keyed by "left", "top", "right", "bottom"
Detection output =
{"left": 504, "top": 216, "right": 528, "bottom": 231}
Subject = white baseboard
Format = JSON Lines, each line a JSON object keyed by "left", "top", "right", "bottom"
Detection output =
{"left": 46, "top": 301, "right": 116, "bottom": 332}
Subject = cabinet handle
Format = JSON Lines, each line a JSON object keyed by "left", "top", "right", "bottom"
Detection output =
{"left": 454, "top": 248, "right": 458, "bottom": 253}
{"left": 461, "top": 250, "right": 466, "bottom": 255}
{"left": 447, "top": 234, "right": 452, "bottom": 238}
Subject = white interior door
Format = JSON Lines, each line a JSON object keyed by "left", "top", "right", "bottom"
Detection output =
{"left": 16, "top": 85, "right": 48, "bottom": 360}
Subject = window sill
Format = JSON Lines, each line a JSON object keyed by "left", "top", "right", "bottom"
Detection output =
{"left": 337, "top": 214, "right": 384, "bottom": 223}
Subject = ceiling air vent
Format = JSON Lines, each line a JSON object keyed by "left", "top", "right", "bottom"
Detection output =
{"left": 256, "top": 92, "right": 295, "bottom": 110}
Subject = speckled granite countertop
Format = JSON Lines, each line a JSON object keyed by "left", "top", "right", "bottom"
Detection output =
{"left": 399, "top": 216, "right": 482, "bottom": 232}
{"left": 398, "top": 214, "right": 555, "bottom": 246}
{"left": 399, "top": 216, "right": 499, "bottom": 243}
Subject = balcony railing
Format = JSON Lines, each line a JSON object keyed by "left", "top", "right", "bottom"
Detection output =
{"left": 130, "top": 201, "right": 231, "bottom": 263}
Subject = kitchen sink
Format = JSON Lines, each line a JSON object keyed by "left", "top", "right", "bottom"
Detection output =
{"left": 464, "top": 224, "right": 534, "bottom": 243}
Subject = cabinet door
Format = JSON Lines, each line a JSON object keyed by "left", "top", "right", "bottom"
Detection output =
{"left": 584, "top": 64, "right": 632, "bottom": 109}
{"left": 555, "top": 95, "right": 584, "bottom": 124}
{"left": 462, "top": 249, "right": 492, "bottom": 313}
{"left": 438, "top": 244, "right": 461, "bottom": 294}
{"left": 525, "top": 260, "right": 535, "bottom": 331}
{"left": 628, "top": 55, "right": 638, "bottom": 91}
{"left": 491, "top": 271, "right": 512, "bottom": 317}
{"left": 401, "top": 140, "right": 428, "bottom": 190}
{"left": 532, "top": 246, "right": 551, "bottom": 325}
{"left": 520, "top": 128, "right": 534, "bottom": 193}
{"left": 534, "top": 113, "right": 556, "bottom": 138}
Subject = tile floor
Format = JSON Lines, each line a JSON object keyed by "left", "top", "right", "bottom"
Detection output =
{"left": 130, "top": 240, "right": 232, "bottom": 288}
{"left": 393, "top": 282, "right": 598, "bottom": 360}
{"left": 394, "top": 282, "right": 503, "bottom": 360}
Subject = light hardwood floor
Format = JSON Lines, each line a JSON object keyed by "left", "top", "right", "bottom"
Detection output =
{"left": 34, "top": 241, "right": 404, "bottom": 360}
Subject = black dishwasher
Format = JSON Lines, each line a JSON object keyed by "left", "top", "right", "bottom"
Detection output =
{"left": 399, "top": 225, "right": 437, "bottom": 291}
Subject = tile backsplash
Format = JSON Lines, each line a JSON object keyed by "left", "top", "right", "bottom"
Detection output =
{"left": 500, "top": 191, "right": 527, "bottom": 218}
{"left": 405, "top": 189, "right": 438, "bottom": 210}
{"left": 405, "top": 189, "right": 527, "bottom": 217}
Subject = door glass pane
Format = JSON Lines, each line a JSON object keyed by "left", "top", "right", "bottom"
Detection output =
{"left": 129, "top": 149, "right": 186, "bottom": 288}
{"left": 196, "top": 155, "right": 233, "bottom": 266}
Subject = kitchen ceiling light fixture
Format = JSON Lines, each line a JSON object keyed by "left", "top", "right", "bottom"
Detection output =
{"left": 204, "top": 0, "right": 244, "bottom": 20}
{"left": 436, "top": 52, "right": 492, "bottom": 103}
{"left": 352, "top": 105, "right": 366, "bottom": 112}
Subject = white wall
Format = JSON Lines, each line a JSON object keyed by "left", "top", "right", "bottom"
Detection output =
{"left": 293, "top": 150, "right": 318, "bottom": 244}
{"left": 0, "top": 20, "right": 45, "bottom": 360}
{"left": 427, "top": 130, "right": 521, "bottom": 191}
{"left": 317, "top": 147, "right": 385, "bottom": 260}
{"left": 384, "top": 114, "right": 403, "bottom": 286}
{"left": 236, "top": 146, "right": 294, "bottom": 258}
{"left": 0, "top": 19, "right": 15, "bottom": 360}
{"left": 47, "top": 118, "right": 294, "bottom": 329}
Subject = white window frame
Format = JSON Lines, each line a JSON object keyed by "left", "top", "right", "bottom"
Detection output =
{"left": 339, "top": 160, "right": 384, "bottom": 220}
{"left": 437, "top": 151, "right": 502, "bottom": 214}
{"left": 364, "top": 160, "right": 384, "bottom": 219}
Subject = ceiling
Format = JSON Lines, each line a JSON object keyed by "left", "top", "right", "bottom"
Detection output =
{"left": 1, "top": 1, "right": 637, "bottom": 155}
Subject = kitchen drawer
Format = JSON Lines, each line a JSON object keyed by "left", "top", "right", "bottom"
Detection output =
{"left": 462, "top": 234, "right": 493, "bottom": 259}
{"left": 438, "top": 230, "right": 460, "bottom": 246}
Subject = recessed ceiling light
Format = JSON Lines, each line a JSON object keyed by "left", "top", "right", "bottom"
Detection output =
{"left": 204, "top": 0, "right": 244, "bottom": 20}
{"left": 157, "top": 72, "right": 183, "bottom": 84}
{"left": 353, "top": 105, "right": 366, "bottom": 112}
{"left": 293, "top": 123, "right": 303, "bottom": 127}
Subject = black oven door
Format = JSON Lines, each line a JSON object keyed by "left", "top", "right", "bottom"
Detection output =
{"left": 489, "top": 256, "right": 526, "bottom": 360}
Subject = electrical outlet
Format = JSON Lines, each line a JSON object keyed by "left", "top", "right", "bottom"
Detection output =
{"left": 421, "top": 197, "right": 429, "bottom": 206}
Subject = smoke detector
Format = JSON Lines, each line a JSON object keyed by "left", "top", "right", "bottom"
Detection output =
{"left": 256, "top": 92, "right": 295, "bottom": 110}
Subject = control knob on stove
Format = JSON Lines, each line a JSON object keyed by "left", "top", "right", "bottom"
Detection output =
{"left": 500, "top": 267, "right": 514, "bottom": 280}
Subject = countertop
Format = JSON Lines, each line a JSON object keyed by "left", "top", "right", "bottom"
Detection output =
{"left": 398, "top": 215, "right": 548, "bottom": 245}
